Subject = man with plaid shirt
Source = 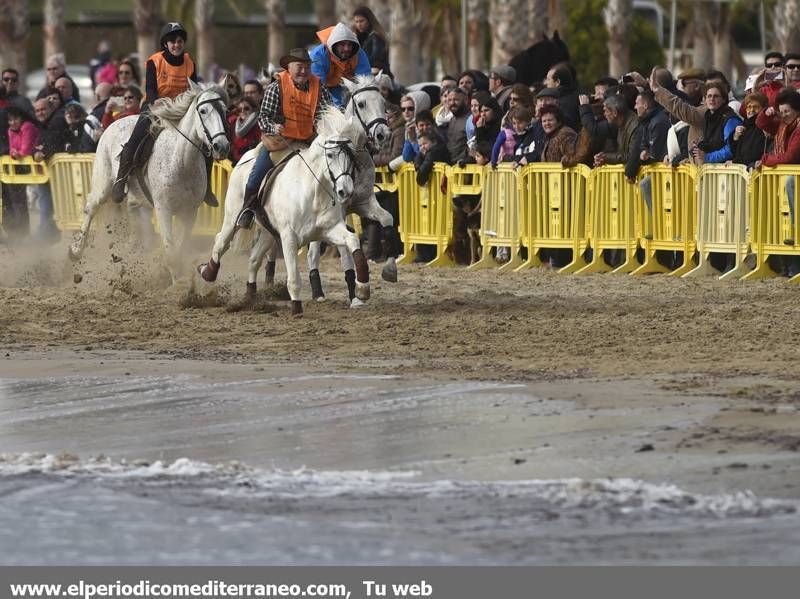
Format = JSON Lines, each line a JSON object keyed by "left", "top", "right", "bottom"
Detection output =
{"left": 238, "top": 48, "right": 333, "bottom": 229}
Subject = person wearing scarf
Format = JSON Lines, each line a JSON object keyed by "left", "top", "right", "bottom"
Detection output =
{"left": 691, "top": 82, "right": 742, "bottom": 165}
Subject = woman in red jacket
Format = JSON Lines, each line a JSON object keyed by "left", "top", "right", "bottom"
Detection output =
{"left": 228, "top": 97, "right": 260, "bottom": 164}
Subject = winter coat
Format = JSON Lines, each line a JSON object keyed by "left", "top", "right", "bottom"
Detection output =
{"left": 438, "top": 106, "right": 470, "bottom": 164}
{"left": 414, "top": 141, "right": 451, "bottom": 186}
{"left": 731, "top": 115, "right": 766, "bottom": 168}
{"left": 756, "top": 110, "right": 800, "bottom": 166}
{"left": 654, "top": 86, "right": 706, "bottom": 157}
{"left": 541, "top": 124, "right": 578, "bottom": 163}
{"left": 64, "top": 122, "right": 96, "bottom": 153}
{"left": 624, "top": 105, "right": 670, "bottom": 179}
{"left": 604, "top": 112, "right": 639, "bottom": 166}
{"left": 357, "top": 30, "right": 390, "bottom": 74}
{"left": 374, "top": 118, "right": 405, "bottom": 167}
{"left": 8, "top": 121, "right": 39, "bottom": 157}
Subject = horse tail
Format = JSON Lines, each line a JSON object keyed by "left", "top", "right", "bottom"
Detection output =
{"left": 232, "top": 225, "right": 256, "bottom": 254}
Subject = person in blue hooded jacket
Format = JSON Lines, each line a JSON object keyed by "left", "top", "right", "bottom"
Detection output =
{"left": 309, "top": 22, "right": 371, "bottom": 107}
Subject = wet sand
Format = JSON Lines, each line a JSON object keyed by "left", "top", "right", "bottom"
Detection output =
{"left": 1, "top": 238, "right": 799, "bottom": 500}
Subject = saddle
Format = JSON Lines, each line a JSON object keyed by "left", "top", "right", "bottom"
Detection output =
{"left": 240, "top": 150, "right": 299, "bottom": 234}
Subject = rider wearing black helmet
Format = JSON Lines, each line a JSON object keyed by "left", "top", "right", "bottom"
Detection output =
{"left": 112, "top": 22, "right": 218, "bottom": 207}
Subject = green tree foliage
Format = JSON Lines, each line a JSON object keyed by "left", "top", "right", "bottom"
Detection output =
{"left": 565, "top": 0, "right": 664, "bottom": 88}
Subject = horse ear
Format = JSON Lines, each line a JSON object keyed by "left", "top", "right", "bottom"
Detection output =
{"left": 341, "top": 77, "right": 357, "bottom": 92}
{"left": 188, "top": 78, "right": 200, "bottom": 92}
{"left": 375, "top": 69, "right": 384, "bottom": 79}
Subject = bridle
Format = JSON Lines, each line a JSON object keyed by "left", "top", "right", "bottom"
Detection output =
{"left": 166, "top": 92, "right": 227, "bottom": 158}
{"left": 296, "top": 137, "right": 357, "bottom": 206}
{"left": 348, "top": 85, "right": 388, "bottom": 153}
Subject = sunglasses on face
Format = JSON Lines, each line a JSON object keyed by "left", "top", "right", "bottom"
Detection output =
{"left": 123, "top": 95, "right": 135, "bottom": 100}
{"left": 3, "top": 77, "right": 17, "bottom": 83}
{"left": 787, "top": 64, "right": 800, "bottom": 70}
{"left": 401, "top": 107, "right": 414, "bottom": 112}
{"left": 767, "top": 62, "right": 783, "bottom": 68}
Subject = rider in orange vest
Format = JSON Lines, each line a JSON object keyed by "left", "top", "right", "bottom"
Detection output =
{"left": 112, "top": 22, "right": 217, "bottom": 206}
{"left": 236, "top": 48, "right": 332, "bottom": 230}
{"left": 309, "top": 23, "right": 371, "bottom": 108}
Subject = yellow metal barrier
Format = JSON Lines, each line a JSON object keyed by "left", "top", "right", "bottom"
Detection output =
{"left": 515, "top": 162, "right": 591, "bottom": 274}
{"left": 0, "top": 156, "right": 49, "bottom": 184}
{"left": 396, "top": 162, "right": 454, "bottom": 266}
{"left": 742, "top": 165, "right": 800, "bottom": 283}
{"left": 48, "top": 153, "right": 95, "bottom": 231}
{"left": 631, "top": 164, "right": 698, "bottom": 277}
{"left": 193, "top": 159, "right": 232, "bottom": 236}
{"left": 466, "top": 163, "right": 522, "bottom": 271}
{"left": 448, "top": 163, "right": 486, "bottom": 196}
{"left": 374, "top": 166, "right": 399, "bottom": 193}
{"left": 577, "top": 165, "right": 639, "bottom": 274}
{"left": 684, "top": 164, "right": 750, "bottom": 280}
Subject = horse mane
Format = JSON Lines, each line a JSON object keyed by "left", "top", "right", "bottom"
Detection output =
{"left": 148, "top": 82, "right": 229, "bottom": 134}
{"left": 316, "top": 105, "right": 362, "bottom": 143}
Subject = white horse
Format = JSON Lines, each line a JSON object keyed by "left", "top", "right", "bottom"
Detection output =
{"left": 200, "top": 107, "right": 362, "bottom": 317}
{"left": 69, "top": 80, "right": 230, "bottom": 281}
{"left": 268, "top": 75, "right": 399, "bottom": 303}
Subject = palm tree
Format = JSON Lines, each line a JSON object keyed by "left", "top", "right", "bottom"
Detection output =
{"left": 528, "top": 0, "right": 548, "bottom": 45}
{"left": 548, "top": 0, "right": 566, "bottom": 39}
{"left": 489, "top": 0, "right": 532, "bottom": 65}
{"left": 692, "top": 1, "right": 713, "bottom": 70}
{"left": 466, "top": 0, "right": 488, "bottom": 70}
{"left": 134, "top": 0, "right": 161, "bottom": 68}
{"left": 390, "top": 0, "right": 425, "bottom": 85}
{"left": 194, "top": 0, "right": 215, "bottom": 81}
{"left": 774, "top": 0, "right": 800, "bottom": 54}
{"left": 0, "top": 1, "right": 28, "bottom": 89}
{"left": 605, "top": 0, "right": 632, "bottom": 77}
{"left": 712, "top": 1, "right": 733, "bottom": 82}
{"left": 315, "top": 0, "right": 337, "bottom": 27}
{"left": 266, "top": 0, "right": 285, "bottom": 66}
{"left": 43, "top": 0, "right": 65, "bottom": 61}
{"left": 337, "top": 0, "right": 360, "bottom": 23}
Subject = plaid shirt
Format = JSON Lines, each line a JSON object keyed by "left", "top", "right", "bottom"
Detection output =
{"left": 257, "top": 76, "right": 334, "bottom": 136}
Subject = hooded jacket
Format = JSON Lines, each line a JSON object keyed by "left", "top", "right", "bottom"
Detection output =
{"left": 310, "top": 23, "right": 371, "bottom": 107}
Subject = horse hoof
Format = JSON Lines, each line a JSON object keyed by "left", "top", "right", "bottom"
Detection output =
{"left": 381, "top": 263, "right": 397, "bottom": 283}
{"left": 355, "top": 282, "right": 370, "bottom": 301}
{"left": 291, "top": 300, "right": 303, "bottom": 317}
{"left": 350, "top": 297, "right": 367, "bottom": 309}
{"left": 68, "top": 245, "right": 83, "bottom": 262}
{"left": 198, "top": 258, "right": 219, "bottom": 282}
{"left": 245, "top": 281, "right": 257, "bottom": 299}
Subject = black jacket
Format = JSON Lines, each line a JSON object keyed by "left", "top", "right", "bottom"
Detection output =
{"left": 414, "top": 140, "right": 451, "bottom": 186}
{"left": 731, "top": 115, "right": 766, "bottom": 168}
{"left": 38, "top": 109, "right": 68, "bottom": 157}
{"left": 625, "top": 105, "right": 670, "bottom": 179}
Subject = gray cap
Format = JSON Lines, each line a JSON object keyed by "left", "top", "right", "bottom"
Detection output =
{"left": 490, "top": 64, "right": 516, "bottom": 85}
{"left": 536, "top": 87, "right": 560, "bottom": 99}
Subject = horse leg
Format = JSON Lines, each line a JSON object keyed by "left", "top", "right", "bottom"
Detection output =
{"left": 245, "top": 227, "right": 273, "bottom": 301}
{"left": 324, "top": 222, "right": 369, "bottom": 301}
{"left": 264, "top": 233, "right": 278, "bottom": 285}
{"left": 154, "top": 204, "right": 179, "bottom": 283}
{"left": 354, "top": 193, "right": 399, "bottom": 283}
{"left": 281, "top": 232, "right": 304, "bottom": 317}
{"left": 338, "top": 245, "right": 363, "bottom": 308}
{"left": 69, "top": 180, "right": 110, "bottom": 261}
{"left": 307, "top": 240, "right": 325, "bottom": 302}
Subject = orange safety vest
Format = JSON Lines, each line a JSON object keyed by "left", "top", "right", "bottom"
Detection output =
{"left": 316, "top": 26, "right": 360, "bottom": 88}
{"left": 147, "top": 51, "right": 195, "bottom": 103}
{"left": 278, "top": 70, "right": 320, "bottom": 141}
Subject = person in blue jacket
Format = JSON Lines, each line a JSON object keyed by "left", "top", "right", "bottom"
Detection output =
{"left": 309, "top": 22, "right": 371, "bottom": 108}
{"left": 691, "top": 81, "right": 742, "bottom": 165}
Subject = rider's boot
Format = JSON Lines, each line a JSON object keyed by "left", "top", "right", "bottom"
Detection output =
{"left": 203, "top": 155, "right": 219, "bottom": 207}
{"left": 309, "top": 269, "right": 325, "bottom": 302}
{"left": 236, "top": 187, "right": 260, "bottom": 229}
{"left": 111, "top": 143, "right": 137, "bottom": 203}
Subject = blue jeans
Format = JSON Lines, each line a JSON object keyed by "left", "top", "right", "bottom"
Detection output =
{"left": 38, "top": 184, "right": 54, "bottom": 225}
{"left": 786, "top": 176, "right": 795, "bottom": 225}
{"left": 245, "top": 146, "right": 274, "bottom": 196}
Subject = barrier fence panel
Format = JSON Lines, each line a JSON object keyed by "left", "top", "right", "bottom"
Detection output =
{"left": 516, "top": 163, "right": 590, "bottom": 274}
{"left": 743, "top": 165, "right": 800, "bottom": 283}
{"left": 396, "top": 162, "right": 454, "bottom": 267}
{"left": 374, "top": 166, "right": 399, "bottom": 193}
{"left": 577, "top": 165, "right": 639, "bottom": 274}
{"left": 467, "top": 163, "right": 523, "bottom": 271}
{"left": 0, "top": 156, "right": 50, "bottom": 185}
{"left": 48, "top": 153, "right": 95, "bottom": 231}
{"left": 448, "top": 163, "right": 486, "bottom": 197}
{"left": 193, "top": 159, "right": 232, "bottom": 237}
{"left": 684, "top": 164, "right": 750, "bottom": 280}
{"left": 631, "top": 164, "right": 698, "bottom": 277}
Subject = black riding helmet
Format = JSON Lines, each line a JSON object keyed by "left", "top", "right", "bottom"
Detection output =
{"left": 160, "top": 22, "right": 188, "bottom": 48}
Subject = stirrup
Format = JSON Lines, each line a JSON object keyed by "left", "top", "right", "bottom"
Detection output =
{"left": 236, "top": 208, "right": 255, "bottom": 229}
{"left": 111, "top": 177, "right": 128, "bottom": 203}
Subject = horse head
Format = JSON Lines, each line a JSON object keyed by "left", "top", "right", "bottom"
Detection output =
{"left": 189, "top": 80, "right": 231, "bottom": 160}
{"left": 342, "top": 75, "right": 390, "bottom": 152}
{"left": 316, "top": 106, "right": 361, "bottom": 203}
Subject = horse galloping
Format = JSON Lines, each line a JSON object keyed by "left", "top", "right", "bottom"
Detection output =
{"left": 69, "top": 80, "right": 230, "bottom": 282}
{"left": 200, "top": 107, "right": 362, "bottom": 316}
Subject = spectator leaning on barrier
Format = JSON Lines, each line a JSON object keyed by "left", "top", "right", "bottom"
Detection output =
{"left": 474, "top": 93, "right": 502, "bottom": 148}
{"left": 398, "top": 109, "right": 437, "bottom": 166}
{"left": 690, "top": 81, "right": 742, "bottom": 166}
{"left": 731, "top": 92, "right": 767, "bottom": 169}
{"left": 31, "top": 98, "right": 62, "bottom": 242}
{"left": 3, "top": 106, "right": 39, "bottom": 241}
{"left": 631, "top": 90, "right": 670, "bottom": 239}
{"left": 593, "top": 94, "right": 639, "bottom": 168}
{"left": 64, "top": 104, "right": 96, "bottom": 153}
{"left": 438, "top": 86, "right": 470, "bottom": 165}
{"left": 539, "top": 105, "right": 577, "bottom": 163}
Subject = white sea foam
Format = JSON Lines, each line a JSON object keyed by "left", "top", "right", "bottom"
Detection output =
{"left": 0, "top": 453, "right": 795, "bottom": 520}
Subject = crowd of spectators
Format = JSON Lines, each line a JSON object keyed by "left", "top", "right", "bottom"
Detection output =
{"left": 4, "top": 14, "right": 800, "bottom": 276}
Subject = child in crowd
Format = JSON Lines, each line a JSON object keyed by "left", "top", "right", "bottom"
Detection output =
{"left": 64, "top": 104, "right": 96, "bottom": 153}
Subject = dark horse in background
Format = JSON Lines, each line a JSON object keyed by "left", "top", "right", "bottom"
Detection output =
{"left": 509, "top": 32, "right": 570, "bottom": 87}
